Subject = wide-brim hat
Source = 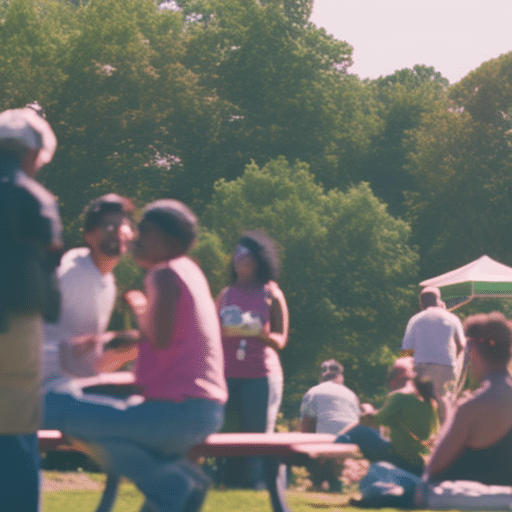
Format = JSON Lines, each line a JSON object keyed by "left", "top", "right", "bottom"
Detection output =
{"left": 0, "top": 108, "right": 57, "bottom": 168}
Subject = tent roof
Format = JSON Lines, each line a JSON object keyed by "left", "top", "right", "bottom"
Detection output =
{"left": 420, "top": 255, "right": 512, "bottom": 303}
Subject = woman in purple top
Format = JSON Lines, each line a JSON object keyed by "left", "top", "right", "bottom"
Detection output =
{"left": 217, "top": 231, "right": 289, "bottom": 488}
{"left": 44, "top": 200, "right": 227, "bottom": 512}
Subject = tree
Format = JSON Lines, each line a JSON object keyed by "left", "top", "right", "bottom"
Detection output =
{"left": 204, "top": 157, "right": 419, "bottom": 414}
{"left": 360, "top": 65, "right": 449, "bottom": 216}
{"left": 404, "top": 56, "right": 512, "bottom": 281}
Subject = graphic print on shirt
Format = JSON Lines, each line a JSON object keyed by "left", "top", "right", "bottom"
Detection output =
{"left": 220, "top": 305, "right": 263, "bottom": 337}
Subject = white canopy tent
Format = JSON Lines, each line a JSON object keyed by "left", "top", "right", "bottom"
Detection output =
{"left": 420, "top": 255, "right": 512, "bottom": 309}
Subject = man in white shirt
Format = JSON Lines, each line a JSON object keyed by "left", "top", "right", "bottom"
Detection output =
{"left": 401, "top": 286, "right": 466, "bottom": 422}
{"left": 42, "top": 194, "right": 136, "bottom": 393}
{"left": 300, "top": 359, "right": 361, "bottom": 491}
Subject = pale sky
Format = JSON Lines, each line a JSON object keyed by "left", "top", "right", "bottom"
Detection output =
{"left": 310, "top": 0, "right": 512, "bottom": 84}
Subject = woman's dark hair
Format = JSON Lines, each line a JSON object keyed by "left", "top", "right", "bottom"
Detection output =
{"left": 464, "top": 311, "right": 512, "bottom": 364}
{"left": 82, "top": 193, "right": 134, "bottom": 232}
{"left": 231, "top": 230, "right": 280, "bottom": 284}
{"left": 414, "top": 376, "right": 436, "bottom": 402}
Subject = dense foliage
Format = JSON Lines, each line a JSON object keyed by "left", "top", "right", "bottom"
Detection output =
{"left": 2, "top": 0, "right": 512, "bottom": 414}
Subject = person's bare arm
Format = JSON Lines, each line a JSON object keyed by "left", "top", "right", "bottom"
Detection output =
{"left": 301, "top": 415, "right": 317, "bottom": 433}
{"left": 260, "top": 282, "right": 289, "bottom": 351}
{"left": 424, "top": 401, "right": 474, "bottom": 480}
{"left": 125, "top": 268, "right": 179, "bottom": 349}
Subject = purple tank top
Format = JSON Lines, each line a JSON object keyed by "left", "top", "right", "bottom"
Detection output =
{"left": 220, "top": 284, "right": 282, "bottom": 379}
{"left": 135, "top": 256, "right": 228, "bottom": 403}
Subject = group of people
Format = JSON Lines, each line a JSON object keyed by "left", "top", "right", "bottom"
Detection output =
{"left": 3, "top": 104, "right": 512, "bottom": 512}
{"left": 0, "top": 107, "right": 289, "bottom": 511}
{"left": 300, "top": 285, "right": 512, "bottom": 504}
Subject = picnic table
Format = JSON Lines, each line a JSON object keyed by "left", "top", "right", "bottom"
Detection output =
{"left": 39, "top": 373, "right": 359, "bottom": 512}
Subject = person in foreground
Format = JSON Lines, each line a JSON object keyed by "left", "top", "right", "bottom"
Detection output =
{"left": 45, "top": 199, "right": 228, "bottom": 512}
{"left": 336, "top": 357, "right": 438, "bottom": 476}
{"left": 0, "top": 106, "right": 63, "bottom": 511}
{"left": 424, "top": 311, "right": 512, "bottom": 485}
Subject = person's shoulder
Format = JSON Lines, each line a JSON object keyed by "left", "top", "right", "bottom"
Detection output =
{"left": 14, "top": 170, "right": 57, "bottom": 207}
{"left": 58, "top": 247, "right": 93, "bottom": 276}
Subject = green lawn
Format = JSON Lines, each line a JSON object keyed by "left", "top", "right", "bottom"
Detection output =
{"left": 41, "top": 471, "right": 359, "bottom": 512}
{"left": 41, "top": 472, "right": 458, "bottom": 512}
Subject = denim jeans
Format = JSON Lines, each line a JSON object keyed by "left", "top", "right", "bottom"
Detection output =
{"left": 336, "top": 424, "right": 423, "bottom": 476}
{"left": 222, "top": 373, "right": 283, "bottom": 488}
{"left": 0, "top": 434, "right": 40, "bottom": 511}
{"left": 44, "top": 387, "right": 225, "bottom": 511}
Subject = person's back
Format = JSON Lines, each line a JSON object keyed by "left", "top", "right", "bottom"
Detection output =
{"left": 403, "top": 307, "right": 462, "bottom": 366}
{"left": 301, "top": 380, "right": 360, "bottom": 434}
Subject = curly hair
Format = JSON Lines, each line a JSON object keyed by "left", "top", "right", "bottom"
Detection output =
{"left": 231, "top": 230, "right": 280, "bottom": 284}
{"left": 464, "top": 311, "right": 512, "bottom": 364}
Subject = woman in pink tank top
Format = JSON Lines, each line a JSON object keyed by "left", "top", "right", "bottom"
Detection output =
{"left": 44, "top": 200, "right": 227, "bottom": 512}
{"left": 217, "top": 231, "right": 289, "bottom": 489}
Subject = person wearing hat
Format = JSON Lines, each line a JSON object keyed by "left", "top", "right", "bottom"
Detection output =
{"left": 0, "top": 107, "right": 63, "bottom": 510}
{"left": 42, "top": 193, "right": 136, "bottom": 395}
{"left": 300, "top": 359, "right": 361, "bottom": 491}
{"left": 336, "top": 357, "right": 438, "bottom": 476}
{"left": 44, "top": 199, "right": 227, "bottom": 512}
{"left": 401, "top": 286, "right": 466, "bottom": 423}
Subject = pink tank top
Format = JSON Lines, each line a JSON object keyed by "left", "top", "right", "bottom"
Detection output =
{"left": 220, "top": 284, "right": 282, "bottom": 379}
{"left": 135, "top": 256, "right": 228, "bottom": 404}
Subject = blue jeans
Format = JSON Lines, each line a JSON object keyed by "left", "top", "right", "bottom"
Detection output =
{"left": 336, "top": 425, "right": 423, "bottom": 476}
{"left": 44, "top": 388, "right": 225, "bottom": 511}
{"left": 222, "top": 374, "right": 283, "bottom": 488}
{"left": 0, "top": 434, "right": 40, "bottom": 511}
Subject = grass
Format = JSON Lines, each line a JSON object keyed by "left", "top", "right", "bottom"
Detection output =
{"left": 41, "top": 471, "right": 456, "bottom": 512}
{"left": 41, "top": 471, "right": 361, "bottom": 512}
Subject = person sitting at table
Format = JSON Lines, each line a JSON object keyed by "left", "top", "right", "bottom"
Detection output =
{"left": 336, "top": 356, "right": 438, "bottom": 476}
{"left": 424, "top": 311, "right": 512, "bottom": 485}
{"left": 44, "top": 199, "right": 228, "bottom": 512}
{"left": 42, "top": 194, "right": 136, "bottom": 396}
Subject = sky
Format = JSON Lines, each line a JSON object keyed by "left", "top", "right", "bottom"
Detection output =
{"left": 310, "top": 0, "right": 512, "bottom": 84}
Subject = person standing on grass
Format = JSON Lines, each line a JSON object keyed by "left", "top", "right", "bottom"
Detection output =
{"left": 401, "top": 286, "right": 466, "bottom": 423}
{"left": 0, "top": 106, "right": 63, "bottom": 511}
{"left": 217, "top": 231, "right": 289, "bottom": 489}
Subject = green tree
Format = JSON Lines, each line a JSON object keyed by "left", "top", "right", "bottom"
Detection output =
{"left": 361, "top": 65, "right": 449, "bottom": 216}
{"left": 204, "top": 157, "right": 419, "bottom": 414}
{"left": 405, "top": 55, "right": 512, "bottom": 281}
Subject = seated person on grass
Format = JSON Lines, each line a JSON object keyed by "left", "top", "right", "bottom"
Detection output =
{"left": 336, "top": 357, "right": 438, "bottom": 476}
{"left": 424, "top": 311, "right": 512, "bottom": 486}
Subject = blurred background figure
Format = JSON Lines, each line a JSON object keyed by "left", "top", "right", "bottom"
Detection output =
{"left": 0, "top": 106, "right": 63, "bottom": 511}
{"left": 217, "top": 230, "right": 289, "bottom": 489}
{"left": 425, "top": 311, "right": 512, "bottom": 486}
{"left": 401, "top": 286, "right": 466, "bottom": 423}
{"left": 300, "top": 359, "right": 361, "bottom": 491}
{"left": 336, "top": 357, "right": 438, "bottom": 476}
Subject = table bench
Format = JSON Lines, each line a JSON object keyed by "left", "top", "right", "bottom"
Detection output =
{"left": 39, "top": 430, "right": 358, "bottom": 512}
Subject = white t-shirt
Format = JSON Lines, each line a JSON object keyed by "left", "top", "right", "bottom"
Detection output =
{"left": 300, "top": 380, "right": 361, "bottom": 435}
{"left": 42, "top": 247, "right": 116, "bottom": 391}
{"left": 401, "top": 306, "right": 466, "bottom": 366}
